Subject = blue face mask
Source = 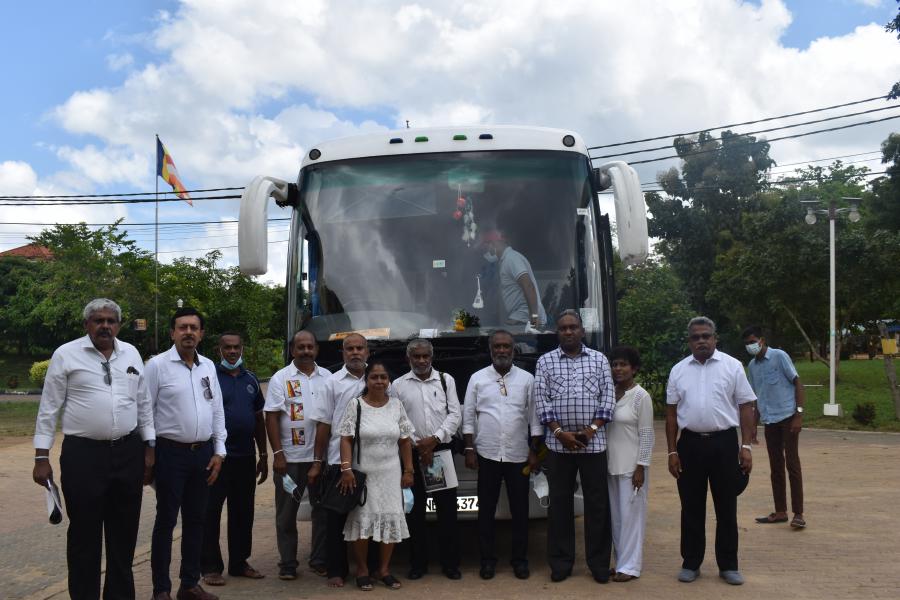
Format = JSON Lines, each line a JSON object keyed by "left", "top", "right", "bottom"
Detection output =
{"left": 221, "top": 355, "right": 243, "bottom": 370}
{"left": 483, "top": 251, "right": 498, "bottom": 263}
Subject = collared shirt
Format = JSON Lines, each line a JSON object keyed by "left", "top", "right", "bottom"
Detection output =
{"left": 308, "top": 365, "right": 366, "bottom": 465}
{"left": 216, "top": 364, "right": 264, "bottom": 457}
{"left": 534, "top": 345, "right": 615, "bottom": 453}
{"left": 146, "top": 345, "right": 227, "bottom": 456}
{"left": 667, "top": 349, "right": 757, "bottom": 432}
{"left": 499, "top": 246, "right": 547, "bottom": 325}
{"left": 462, "top": 365, "right": 542, "bottom": 463}
{"left": 34, "top": 336, "right": 155, "bottom": 449}
{"left": 393, "top": 369, "right": 461, "bottom": 444}
{"left": 747, "top": 347, "right": 798, "bottom": 424}
{"left": 265, "top": 361, "right": 332, "bottom": 463}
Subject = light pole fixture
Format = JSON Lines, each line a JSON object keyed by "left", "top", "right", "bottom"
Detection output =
{"left": 800, "top": 196, "right": 861, "bottom": 417}
{"left": 177, "top": 298, "right": 184, "bottom": 308}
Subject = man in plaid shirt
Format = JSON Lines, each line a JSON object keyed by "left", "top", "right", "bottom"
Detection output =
{"left": 534, "top": 309, "right": 615, "bottom": 584}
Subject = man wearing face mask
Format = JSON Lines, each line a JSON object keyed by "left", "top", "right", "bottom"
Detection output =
{"left": 742, "top": 326, "right": 806, "bottom": 530}
{"left": 200, "top": 332, "right": 268, "bottom": 586}
{"left": 394, "top": 338, "right": 462, "bottom": 580}
{"left": 481, "top": 229, "right": 546, "bottom": 329}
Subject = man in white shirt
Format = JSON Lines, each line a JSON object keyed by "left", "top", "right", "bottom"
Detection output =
{"left": 264, "top": 330, "right": 332, "bottom": 580}
{"left": 307, "top": 333, "right": 369, "bottom": 588}
{"left": 394, "top": 339, "right": 462, "bottom": 580}
{"left": 463, "top": 330, "right": 542, "bottom": 580}
{"left": 33, "top": 298, "right": 155, "bottom": 600}
{"left": 146, "top": 308, "right": 227, "bottom": 600}
{"left": 666, "top": 316, "right": 756, "bottom": 587}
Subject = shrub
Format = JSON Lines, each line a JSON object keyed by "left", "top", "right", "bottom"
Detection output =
{"left": 29, "top": 359, "right": 52, "bottom": 387}
{"left": 852, "top": 401, "right": 877, "bottom": 426}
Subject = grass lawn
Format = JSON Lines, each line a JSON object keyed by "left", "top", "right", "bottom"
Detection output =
{"left": 0, "top": 402, "right": 39, "bottom": 437}
{"left": 0, "top": 353, "right": 49, "bottom": 391}
{"left": 795, "top": 358, "right": 900, "bottom": 432}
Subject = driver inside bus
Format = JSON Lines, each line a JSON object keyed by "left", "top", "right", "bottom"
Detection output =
{"left": 481, "top": 229, "right": 547, "bottom": 329}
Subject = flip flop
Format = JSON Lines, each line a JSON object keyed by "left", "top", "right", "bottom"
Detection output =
{"left": 202, "top": 573, "right": 225, "bottom": 586}
{"left": 379, "top": 574, "right": 402, "bottom": 589}
{"left": 755, "top": 513, "right": 788, "bottom": 523}
{"left": 233, "top": 565, "right": 265, "bottom": 579}
{"left": 612, "top": 572, "right": 637, "bottom": 582}
{"left": 356, "top": 576, "right": 373, "bottom": 591}
{"left": 791, "top": 516, "right": 807, "bottom": 529}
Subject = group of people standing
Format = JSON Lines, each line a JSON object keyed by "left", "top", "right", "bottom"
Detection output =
{"left": 32, "top": 298, "right": 806, "bottom": 599}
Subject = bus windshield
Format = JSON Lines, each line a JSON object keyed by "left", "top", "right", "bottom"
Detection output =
{"left": 296, "top": 150, "right": 606, "bottom": 345}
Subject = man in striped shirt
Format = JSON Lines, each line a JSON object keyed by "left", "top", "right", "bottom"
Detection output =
{"left": 534, "top": 309, "right": 615, "bottom": 584}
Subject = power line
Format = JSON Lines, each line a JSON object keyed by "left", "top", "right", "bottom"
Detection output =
{"left": 0, "top": 186, "right": 244, "bottom": 200}
{"left": 586, "top": 94, "right": 888, "bottom": 150}
{"left": 617, "top": 114, "right": 900, "bottom": 166}
{"left": 156, "top": 238, "right": 289, "bottom": 254}
{"left": 0, "top": 218, "right": 291, "bottom": 227}
{"left": 590, "top": 103, "right": 900, "bottom": 160}
{"left": 0, "top": 194, "right": 241, "bottom": 206}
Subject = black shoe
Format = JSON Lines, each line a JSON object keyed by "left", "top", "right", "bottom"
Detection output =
{"left": 406, "top": 568, "right": 427, "bottom": 580}
{"left": 479, "top": 564, "right": 496, "bottom": 580}
{"left": 592, "top": 571, "right": 610, "bottom": 584}
{"left": 513, "top": 565, "right": 530, "bottom": 580}
{"left": 550, "top": 570, "right": 571, "bottom": 583}
{"left": 443, "top": 568, "right": 462, "bottom": 580}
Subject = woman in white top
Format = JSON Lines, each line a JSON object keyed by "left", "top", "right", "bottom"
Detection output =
{"left": 606, "top": 346, "right": 654, "bottom": 582}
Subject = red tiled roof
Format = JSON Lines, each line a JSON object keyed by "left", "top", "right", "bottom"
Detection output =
{"left": 0, "top": 243, "right": 54, "bottom": 260}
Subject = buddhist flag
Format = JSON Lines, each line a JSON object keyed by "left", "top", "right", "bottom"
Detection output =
{"left": 156, "top": 136, "right": 192, "bottom": 205}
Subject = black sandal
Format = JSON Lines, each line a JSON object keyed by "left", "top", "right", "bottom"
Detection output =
{"left": 380, "top": 574, "right": 402, "bottom": 589}
{"left": 356, "top": 576, "right": 373, "bottom": 591}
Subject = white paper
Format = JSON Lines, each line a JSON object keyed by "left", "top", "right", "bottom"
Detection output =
{"left": 421, "top": 449, "right": 458, "bottom": 492}
{"left": 46, "top": 480, "right": 64, "bottom": 524}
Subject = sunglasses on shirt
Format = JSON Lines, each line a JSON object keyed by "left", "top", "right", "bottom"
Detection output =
{"left": 101, "top": 361, "right": 111, "bottom": 385}
{"left": 201, "top": 376, "right": 213, "bottom": 400}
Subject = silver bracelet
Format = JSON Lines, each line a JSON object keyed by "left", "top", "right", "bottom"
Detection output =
{"left": 34, "top": 456, "right": 50, "bottom": 461}
{"left": 340, "top": 467, "right": 352, "bottom": 472}
{"left": 273, "top": 449, "right": 284, "bottom": 455}
{"left": 667, "top": 451, "right": 678, "bottom": 457}
{"left": 552, "top": 427, "right": 563, "bottom": 437}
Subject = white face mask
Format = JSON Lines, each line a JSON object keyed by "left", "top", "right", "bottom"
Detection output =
{"left": 745, "top": 342, "right": 761, "bottom": 356}
{"left": 483, "top": 251, "right": 498, "bottom": 263}
{"left": 220, "top": 354, "right": 244, "bottom": 369}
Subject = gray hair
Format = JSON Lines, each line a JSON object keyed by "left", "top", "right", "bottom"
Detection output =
{"left": 556, "top": 309, "right": 583, "bottom": 325}
{"left": 83, "top": 298, "right": 122, "bottom": 322}
{"left": 406, "top": 338, "right": 433, "bottom": 356}
{"left": 687, "top": 316, "right": 716, "bottom": 335}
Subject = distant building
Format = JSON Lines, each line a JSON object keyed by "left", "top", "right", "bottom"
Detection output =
{"left": 0, "top": 243, "right": 54, "bottom": 261}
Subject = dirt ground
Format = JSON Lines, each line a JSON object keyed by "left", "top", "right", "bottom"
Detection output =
{"left": 2, "top": 422, "right": 899, "bottom": 600}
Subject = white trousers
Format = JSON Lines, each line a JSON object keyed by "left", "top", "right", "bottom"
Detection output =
{"left": 608, "top": 472, "right": 648, "bottom": 577}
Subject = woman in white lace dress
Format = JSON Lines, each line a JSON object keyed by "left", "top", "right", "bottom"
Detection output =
{"left": 606, "top": 346, "right": 654, "bottom": 582}
{"left": 338, "top": 361, "right": 414, "bottom": 590}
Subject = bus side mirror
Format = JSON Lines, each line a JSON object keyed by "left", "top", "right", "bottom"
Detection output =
{"left": 594, "top": 162, "right": 649, "bottom": 266}
{"left": 239, "top": 176, "right": 292, "bottom": 275}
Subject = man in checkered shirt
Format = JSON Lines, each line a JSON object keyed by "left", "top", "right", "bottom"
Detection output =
{"left": 534, "top": 309, "right": 616, "bottom": 584}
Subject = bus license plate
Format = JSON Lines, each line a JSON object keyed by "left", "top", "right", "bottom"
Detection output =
{"left": 426, "top": 496, "right": 478, "bottom": 512}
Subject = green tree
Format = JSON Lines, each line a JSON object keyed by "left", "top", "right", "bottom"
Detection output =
{"left": 887, "top": 1, "right": 900, "bottom": 99}
{"left": 867, "top": 133, "right": 900, "bottom": 232}
{"left": 616, "top": 258, "right": 694, "bottom": 411}
{"left": 645, "top": 130, "right": 774, "bottom": 321}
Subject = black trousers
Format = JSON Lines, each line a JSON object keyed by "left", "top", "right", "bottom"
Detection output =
{"left": 59, "top": 432, "right": 144, "bottom": 600}
{"left": 676, "top": 428, "right": 739, "bottom": 571}
{"left": 477, "top": 455, "right": 530, "bottom": 568}
{"left": 545, "top": 450, "right": 611, "bottom": 577}
{"left": 273, "top": 461, "right": 328, "bottom": 571}
{"left": 151, "top": 439, "right": 213, "bottom": 593}
{"left": 200, "top": 454, "right": 256, "bottom": 575}
{"left": 406, "top": 448, "right": 460, "bottom": 571}
{"left": 323, "top": 466, "right": 351, "bottom": 579}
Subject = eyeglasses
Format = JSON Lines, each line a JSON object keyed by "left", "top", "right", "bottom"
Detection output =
{"left": 689, "top": 333, "right": 714, "bottom": 342}
{"left": 101, "top": 361, "right": 111, "bottom": 385}
{"left": 497, "top": 378, "right": 508, "bottom": 397}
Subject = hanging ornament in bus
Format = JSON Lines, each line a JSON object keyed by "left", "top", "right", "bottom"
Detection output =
{"left": 457, "top": 187, "right": 478, "bottom": 246}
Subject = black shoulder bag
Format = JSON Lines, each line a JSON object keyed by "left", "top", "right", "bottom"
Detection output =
{"left": 309, "top": 399, "right": 367, "bottom": 514}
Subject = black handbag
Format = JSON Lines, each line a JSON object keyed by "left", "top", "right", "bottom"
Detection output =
{"left": 309, "top": 399, "right": 368, "bottom": 514}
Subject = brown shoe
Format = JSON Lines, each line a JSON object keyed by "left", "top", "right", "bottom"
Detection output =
{"left": 176, "top": 585, "right": 218, "bottom": 600}
{"left": 152, "top": 593, "right": 173, "bottom": 600}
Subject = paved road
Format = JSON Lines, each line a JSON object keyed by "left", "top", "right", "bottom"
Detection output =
{"left": 2, "top": 423, "right": 899, "bottom": 599}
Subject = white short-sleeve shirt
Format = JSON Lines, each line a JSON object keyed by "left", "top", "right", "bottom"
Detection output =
{"left": 666, "top": 350, "right": 756, "bottom": 432}
{"left": 265, "top": 362, "right": 332, "bottom": 463}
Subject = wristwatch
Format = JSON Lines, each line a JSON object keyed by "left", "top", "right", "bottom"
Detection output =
{"left": 589, "top": 423, "right": 599, "bottom": 432}
{"left": 796, "top": 406, "right": 805, "bottom": 414}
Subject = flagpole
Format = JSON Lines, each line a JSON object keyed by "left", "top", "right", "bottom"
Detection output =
{"left": 154, "top": 134, "right": 159, "bottom": 355}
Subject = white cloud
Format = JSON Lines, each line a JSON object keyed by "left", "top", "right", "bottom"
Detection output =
{"left": 106, "top": 53, "right": 134, "bottom": 71}
{"left": 25, "top": 0, "right": 900, "bottom": 284}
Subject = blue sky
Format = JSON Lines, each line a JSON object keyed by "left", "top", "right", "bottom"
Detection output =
{"left": 1, "top": 0, "right": 898, "bottom": 282}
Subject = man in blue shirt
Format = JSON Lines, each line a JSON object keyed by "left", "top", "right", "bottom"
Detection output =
{"left": 201, "top": 332, "right": 269, "bottom": 585}
{"left": 742, "top": 326, "right": 806, "bottom": 530}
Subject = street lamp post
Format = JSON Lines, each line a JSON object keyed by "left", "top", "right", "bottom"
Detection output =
{"left": 801, "top": 197, "right": 860, "bottom": 417}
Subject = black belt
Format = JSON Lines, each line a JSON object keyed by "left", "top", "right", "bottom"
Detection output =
{"left": 66, "top": 429, "right": 138, "bottom": 447}
{"left": 157, "top": 436, "right": 211, "bottom": 450}
{"left": 681, "top": 428, "right": 735, "bottom": 439}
